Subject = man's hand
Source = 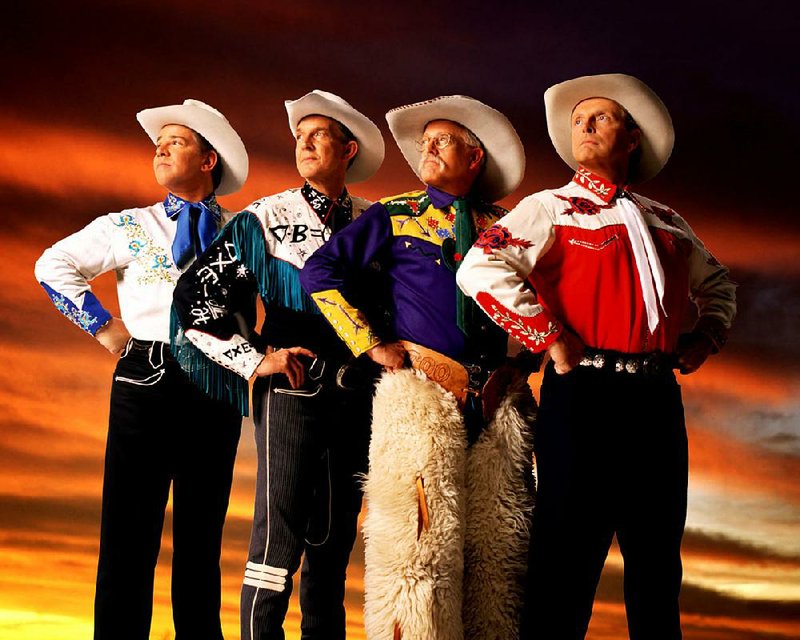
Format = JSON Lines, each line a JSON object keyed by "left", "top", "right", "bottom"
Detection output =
{"left": 366, "top": 341, "right": 407, "bottom": 372}
{"left": 254, "top": 346, "right": 316, "bottom": 388}
{"left": 676, "top": 332, "right": 714, "bottom": 375}
{"left": 96, "top": 317, "right": 131, "bottom": 354}
{"left": 546, "top": 330, "right": 585, "bottom": 375}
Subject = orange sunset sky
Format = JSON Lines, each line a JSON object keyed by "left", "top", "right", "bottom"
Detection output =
{"left": 1, "top": 1, "right": 799, "bottom": 638}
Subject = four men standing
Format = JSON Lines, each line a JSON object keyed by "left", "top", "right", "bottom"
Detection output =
{"left": 36, "top": 75, "right": 735, "bottom": 638}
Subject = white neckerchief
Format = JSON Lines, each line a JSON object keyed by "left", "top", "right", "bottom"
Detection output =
{"left": 617, "top": 193, "right": 667, "bottom": 333}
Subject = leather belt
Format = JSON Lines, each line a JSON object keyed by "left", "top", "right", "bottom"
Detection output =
{"left": 399, "top": 340, "right": 485, "bottom": 406}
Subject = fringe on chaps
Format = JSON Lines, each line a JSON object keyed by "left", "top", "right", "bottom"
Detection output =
{"left": 362, "top": 369, "right": 536, "bottom": 639}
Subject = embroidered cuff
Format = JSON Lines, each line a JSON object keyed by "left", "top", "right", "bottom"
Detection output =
{"left": 185, "top": 329, "right": 264, "bottom": 379}
{"left": 693, "top": 316, "right": 729, "bottom": 353}
{"left": 310, "top": 289, "right": 380, "bottom": 356}
{"left": 40, "top": 282, "right": 113, "bottom": 336}
{"left": 475, "top": 291, "right": 561, "bottom": 353}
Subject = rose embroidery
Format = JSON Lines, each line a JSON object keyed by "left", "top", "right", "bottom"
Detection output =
{"left": 650, "top": 206, "right": 678, "bottom": 227}
{"left": 555, "top": 194, "right": 611, "bottom": 216}
{"left": 474, "top": 224, "right": 533, "bottom": 255}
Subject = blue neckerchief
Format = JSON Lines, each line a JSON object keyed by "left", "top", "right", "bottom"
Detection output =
{"left": 164, "top": 192, "right": 222, "bottom": 269}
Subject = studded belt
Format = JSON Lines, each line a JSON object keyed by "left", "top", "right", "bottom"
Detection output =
{"left": 578, "top": 347, "right": 676, "bottom": 377}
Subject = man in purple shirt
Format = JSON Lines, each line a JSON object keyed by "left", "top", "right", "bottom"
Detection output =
{"left": 301, "top": 96, "right": 536, "bottom": 639}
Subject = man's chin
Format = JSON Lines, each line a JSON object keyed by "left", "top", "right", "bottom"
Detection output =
{"left": 419, "top": 167, "right": 439, "bottom": 184}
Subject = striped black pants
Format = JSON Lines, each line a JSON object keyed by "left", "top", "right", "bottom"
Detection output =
{"left": 241, "top": 372, "right": 371, "bottom": 640}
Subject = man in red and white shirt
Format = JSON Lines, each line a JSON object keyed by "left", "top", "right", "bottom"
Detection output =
{"left": 457, "top": 74, "right": 736, "bottom": 639}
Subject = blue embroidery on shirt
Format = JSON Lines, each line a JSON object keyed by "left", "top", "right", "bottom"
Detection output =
{"left": 39, "top": 282, "right": 111, "bottom": 335}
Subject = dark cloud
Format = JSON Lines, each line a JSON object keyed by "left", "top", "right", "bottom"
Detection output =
{"left": 728, "top": 270, "right": 800, "bottom": 353}
{"left": 0, "top": 494, "right": 100, "bottom": 535}
{"left": 2, "top": 0, "right": 796, "bottom": 225}
{"left": 683, "top": 528, "right": 800, "bottom": 567}
{"left": 596, "top": 557, "right": 800, "bottom": 622}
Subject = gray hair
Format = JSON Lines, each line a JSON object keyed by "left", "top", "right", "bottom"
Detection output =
{"left": 455, "top": 122, "right": 487, "bottom": 170}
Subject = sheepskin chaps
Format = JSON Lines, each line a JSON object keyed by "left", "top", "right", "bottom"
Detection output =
{"left": 362, "top": 369, "right": 536, "bottom": 640}
{"left": 463, "top": 375, "right": 536, "bottom": 640}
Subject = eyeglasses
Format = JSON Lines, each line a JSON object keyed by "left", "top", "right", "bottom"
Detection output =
{"left": 414, "top": 133, "right": 457, "bottom": 152}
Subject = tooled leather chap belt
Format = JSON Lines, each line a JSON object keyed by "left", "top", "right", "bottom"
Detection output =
{"left": 399, "top": 340, "right": 486, "bottom": 406}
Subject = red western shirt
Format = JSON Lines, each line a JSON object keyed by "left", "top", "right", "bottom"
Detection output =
{"left": 456, "top": 167, "right": 736, "bottom": 355}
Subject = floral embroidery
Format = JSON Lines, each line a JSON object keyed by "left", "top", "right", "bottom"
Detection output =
{"left": 474, "top": 224, "right": 533, "bottom": 255}
{"left": 649, "top": 205, "right": 678, "bottom": 227}
{"left": 573, "top": 167, "right": 617, "bottom": 202}
{"left": 50, "top": 292, "right": 100, "bottom": 333}
{"left": 489, "top": 302, "right": 558, "bottom": 346}
{"left": 554, "top": 194, "right": 613, "bottom": 216}
{"left": 474, "top": 209, "right": 496, "bottom": 233}
{"left": 427, "top": 218, "right": 439, "bottom": 229}
{"left": 164, "top": 192, "right": 221, "bottom": 219}
{"left": 114, "top": 214, "right": 176, "bottom": 285}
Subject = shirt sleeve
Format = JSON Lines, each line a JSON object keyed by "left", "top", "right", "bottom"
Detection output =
{"left": 34, "top": 214, "right": 118, "bottom": 336}
{"left": 456, "top": 194, "right": 563, "bottom": 353}
{"left": 172, "top": 212, "right": 264, "bottom": 379}
{"left": 299, "top": 202, "right": 391, "bottom": 356}
{"left": 672, "top": 213, "right": 737, "bottom": 350}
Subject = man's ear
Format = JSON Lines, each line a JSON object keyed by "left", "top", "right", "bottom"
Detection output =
{"left": 343, "top": 140, "right": 358, "bottom": 163}
{"left": 468, "top": 147, "right": 485, "bottom": 172}
{"left": 201, "top": 149, "right": 219, "bottom": 173}
{"left": 628, "top": 128, "right": 642, "bottom": 153}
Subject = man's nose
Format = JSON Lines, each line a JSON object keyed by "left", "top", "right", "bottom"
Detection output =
{"left": 155, "top": 143, "right": 168, "bottom": 157}
{"left": 582, "top": 119, "right": 596, "bottom": 134}
{"left": 422, "top": 138, "right": 439, "bottom": 154}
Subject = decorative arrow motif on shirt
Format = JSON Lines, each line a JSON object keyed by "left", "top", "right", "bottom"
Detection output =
{"left": 316, "top": 296, "right": 367, "bottom": 333}
{"left": 395, "top": 216, "right": 432, "bottom": 238}
{"left": 403, "top": 240, "right": 443, "bottom": 263}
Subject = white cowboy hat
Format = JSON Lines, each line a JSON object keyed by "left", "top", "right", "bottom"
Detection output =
{"left": 137, "top": 99, "right": 249, "bottom": 196}
{"left": 385, "top": 95, "right": 525, "bottom": 202}
{"left": 544, "top": 73, "right": 674, "bottom": 182}
{"left": 285, "top": 90, "right": 385, "bottom": 183}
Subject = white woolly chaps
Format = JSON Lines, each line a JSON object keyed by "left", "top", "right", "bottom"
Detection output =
{"left": 362, "top": 369, "right": 536, "bottom": 640}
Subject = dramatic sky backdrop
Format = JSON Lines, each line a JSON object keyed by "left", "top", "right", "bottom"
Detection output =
{"left": 1, "top": 1, "right": 799, "bottom": 638}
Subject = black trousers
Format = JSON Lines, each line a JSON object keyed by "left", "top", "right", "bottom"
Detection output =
{"left": 521, "top": 362, "right": 687, "bottom": 640}
{"left": 240, "top": 372, "right": 371, "bottom": 640}
{"left": 94, "top": 340, "right": 241, "bottom": 640}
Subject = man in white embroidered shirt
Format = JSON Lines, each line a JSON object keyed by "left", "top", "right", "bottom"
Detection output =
{"left": 457, "top": 74, "right": 736, "bottom": 639}
{"left": 34, "top": 99, "right": 249, "bottom": 640}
